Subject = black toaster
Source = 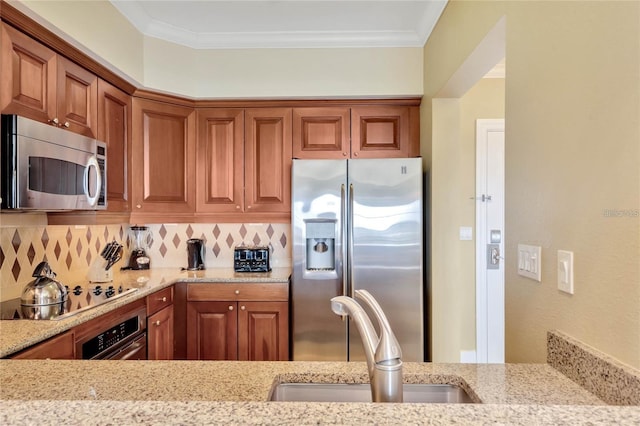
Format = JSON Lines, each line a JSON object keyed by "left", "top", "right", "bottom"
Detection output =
{"left": 234, "top": 246, "right": 271, "bottom": 272}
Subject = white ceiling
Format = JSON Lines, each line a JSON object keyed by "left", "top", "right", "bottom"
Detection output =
{"left": 110, "top": 0, "right": 449, "bottom": 49}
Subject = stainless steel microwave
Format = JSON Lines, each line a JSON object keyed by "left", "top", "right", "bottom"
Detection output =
{"left": 1, "top": 115, "right": 106, "bottom": 211}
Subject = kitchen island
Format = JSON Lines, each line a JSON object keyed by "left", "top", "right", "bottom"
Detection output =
{"left": 1, "top": 360, "right": 639, "bottom": 425}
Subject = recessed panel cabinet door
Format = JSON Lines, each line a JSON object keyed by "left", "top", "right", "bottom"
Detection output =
{"left": 238, "top": 301, "right": 289, "bottom": 361}
{"left": 147, "top": 305, "right": 174, "bottom": 360}
{"left": 56, "top": 56, "right": 98, "bottom": 138}
{"left": 351, "top": 106, "right": 413, "bottom": 158}
{"left": 187, "top": 301, "right": 238, "bottom": 360}
{"left": 0, "top": 23, "right": 56, "bottom": 123}
{"left": 292, "top": 107, "right": 351, "bottom": 159}
{"left": 131, "top": 98, "right": 196, "bottom": 213}
{"left": 196, "top": 108, "right": 244, "bottom": 213}
{"left": 98, "top": 79, "right": 131, "bottom": 212}
{"left": 244, "top": 108, "right": 292, "bottom": 213}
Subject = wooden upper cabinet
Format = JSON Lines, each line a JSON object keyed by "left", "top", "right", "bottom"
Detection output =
{"left": 98, "top": 79, "right": 131, "bottom": 212}
{"left": 0, "top": 23, "right": 98, "bottom": 138}
{"left": 351, "top": 105, "right": 417, "bottom": 158}
{"left": 196, "top": 108, "right": 245, "bottom": 213}
{"left": 244, "top": 108, "right": 292, "bottom": 213}
{"left": 56, "top": 56, "right": 98, "bottom": 137}
{"left": 1, "top": 23, "right": 56, "bottom": 123}
{"left": 131, "top": 98, "right": 196, "bottom": 214}
{"left": 293, "top": 107, "right": 351, "bottom": 159}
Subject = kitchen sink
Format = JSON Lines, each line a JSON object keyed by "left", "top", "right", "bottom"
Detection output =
{"left": 268, "top": 383, "right": 477, "bottom": 403}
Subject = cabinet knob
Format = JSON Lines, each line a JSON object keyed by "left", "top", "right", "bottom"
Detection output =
{"left": 160, "top": 297, "right": 167, "bottom": 302}
{"left": 155, "top": 320, "right": 161, "bottom": 326}
{"left": 240, "top": 305, "right": 246, "bottom": 311}
{"left": 343, "top": 152, "right": 348, "bottom": 157}
{"left": 49, "top": 118, "right": 59, "bottom": 125}
{"left": 228, "top": 305, "right": 234, "bottom": 311}
{"left": 63, "top": 121, "right": 70, "bottom": 128}
{"left": 236, "top": 205, "right": 240, "bottom": 209}
{"left": 136, "top": 204, "right": 141, "bottom": 209}
{"left": 234, "top": 290, "right": 240, "bottom": 295}
{"left": 354, "top": 152, "right": 359, "bottom": 157}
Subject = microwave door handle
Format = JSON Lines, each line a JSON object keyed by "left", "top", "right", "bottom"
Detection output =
{"left": 83, "top": 155, "right": 101, "bottom": 207}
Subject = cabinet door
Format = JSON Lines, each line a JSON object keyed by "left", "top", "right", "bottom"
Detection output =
{"left": 56, "top": 56, "right": 98, "bottom": 138}
{"left": 244, "top": 108, "right": 292, "bottom": 213}
{"left": 186, "top": 301, "right": 237, "bottom": 360}
{"left": 147, "top": 304, "right": 174, "bottom": 360}
{"left": 131, "top": 98, "right": 196, "bottom": 214}
{"left": 98, "top": 79, "right": 131, "bottom": 212}
{"left": 351, "top": 106, "right": 411, "bottom": 158}
{"left": 196, "top": 108, "right": 244, "bottom": 213}
{"left": 0, "top": 23, "right": 56, "bottom": 123}
{"left": 293, "top": 107, "right": 351, "bottom": 159}
{"left": 238, "top": 301, "right": 289, "bottom": 361}
{"left": 11, "top": 331, "right": 74, "bottom": 359}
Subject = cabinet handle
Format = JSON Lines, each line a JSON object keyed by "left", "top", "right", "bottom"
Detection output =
{"left": 228, "top": 305, "right": 234, "bottom": 311}
{"left": 234, "top": 290, "right": 240, "bottom": 295}
{"left": 240, "top": 305, "right": 246, "bottom": 311}
{"left": 155, "top": 320, "right": 161, "bottom": 326}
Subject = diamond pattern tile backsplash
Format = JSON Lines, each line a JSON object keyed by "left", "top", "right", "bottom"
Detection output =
{"left": 0, "top": 222, "right": 291, "bottom": 301}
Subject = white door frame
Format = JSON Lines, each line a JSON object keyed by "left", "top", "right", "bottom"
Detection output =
{"left": 475, "top": 119, "right": 505, "bottom": 363}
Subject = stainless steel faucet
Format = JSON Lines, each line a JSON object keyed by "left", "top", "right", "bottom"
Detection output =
{"left": 331, "top": 289, "right": 403, "bottom": 402}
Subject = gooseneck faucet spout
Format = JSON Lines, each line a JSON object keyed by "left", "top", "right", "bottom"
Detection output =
{"left": 331, "top": 289, "right": 403, "bottom": 402}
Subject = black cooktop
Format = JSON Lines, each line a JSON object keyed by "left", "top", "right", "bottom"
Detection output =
{"left": 0, "top": 284, "right": 137, "bottom": 321}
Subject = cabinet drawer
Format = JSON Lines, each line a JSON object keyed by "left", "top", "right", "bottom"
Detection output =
{"left": 147, "top": 286, "right": 174, "bottom": 315}
{"left": 187, "top": 283, "right": 288, "bottom": 302}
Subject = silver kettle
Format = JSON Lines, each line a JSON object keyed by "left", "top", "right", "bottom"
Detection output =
{"left": 20, "top": 262, "right": 68, "bottom": 320}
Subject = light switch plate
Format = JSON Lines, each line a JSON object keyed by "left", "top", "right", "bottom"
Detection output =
{"left": 517, "top": 244, "right": 542, "bottom": 281}
{"left": 459, "top": 226, "right": 473, "bottom": 241}
{"left": 557, "top": 250, "right": 574, "bottom": 294}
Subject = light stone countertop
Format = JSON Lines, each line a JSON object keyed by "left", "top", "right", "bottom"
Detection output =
{"left": 0, "top": 268, "right": 290, "bottom": 358}
{"left": 1, "top": 360, "right": 639, "bottom": 425}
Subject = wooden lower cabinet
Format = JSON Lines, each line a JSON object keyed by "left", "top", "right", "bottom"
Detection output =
{"left": 147, "top": 286, "right": 175, "bottom": 360}
{"left": 185, "top": 283, "right": 289, "bottom": 361}
{"left": 10, "top": 330, "right": 75, "bottom": 360}
{"left": 147, "top": 304, "right": 174, "bottom": 360}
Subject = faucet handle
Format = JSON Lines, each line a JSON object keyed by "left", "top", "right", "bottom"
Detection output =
{"left": 355, "top": 289, "right": 402, "bottom": 364}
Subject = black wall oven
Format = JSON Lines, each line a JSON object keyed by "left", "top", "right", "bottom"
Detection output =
{"left": 76, "top": 305, "right": 147, "bottom": 360}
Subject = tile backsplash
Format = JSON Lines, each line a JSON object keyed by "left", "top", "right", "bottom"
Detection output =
{"left": 0, "top": 222, "right": 291, "bottom": 301}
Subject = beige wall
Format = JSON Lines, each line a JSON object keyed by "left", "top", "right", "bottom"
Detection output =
{"left": 430, "top": 78, "right": 505, "bottom": 362}
{"left": 424, "top": 1, "right": 640, "bottom": 368}
{"left": 15, "top": 1, "right": 423, "bottom": 98}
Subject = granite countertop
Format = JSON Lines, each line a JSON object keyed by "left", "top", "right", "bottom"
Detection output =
{"left": 0, "top": 268, "right": 291, "bottom": 358}
{"left": 1, "top": 360, "right": 639, "bottom": 425}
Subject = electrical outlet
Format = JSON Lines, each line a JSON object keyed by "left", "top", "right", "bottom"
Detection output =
{"left": 557, "top": 250, "right": 574, "bottom": 294}
{"left": 517, "top": 244, "right": 542, "bottom": 281}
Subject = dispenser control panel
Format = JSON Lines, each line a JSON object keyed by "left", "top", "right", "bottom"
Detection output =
{"left": 234, "top": 246, "right": 271, "bottom": 272}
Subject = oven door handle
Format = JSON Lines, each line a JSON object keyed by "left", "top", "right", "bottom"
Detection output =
{"left": 106, "top": 334, "right": 146, "bottom": 360}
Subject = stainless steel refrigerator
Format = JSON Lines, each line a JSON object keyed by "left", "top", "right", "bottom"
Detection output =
{"left": 291, "top": 158, "right": 423, "bottom": 362}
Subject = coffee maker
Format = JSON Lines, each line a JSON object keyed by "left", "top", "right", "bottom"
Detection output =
{"left": 185, "top": 238, "right": 205, "bottom": 270}
{"left": 127, "top": 225, "right": 151, "bottom": 270}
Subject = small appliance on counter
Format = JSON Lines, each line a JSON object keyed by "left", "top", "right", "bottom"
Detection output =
{"left": 20, "top": 261, "right": 68, "bottom": 320}
{"left": 89, "top": 240, "right": 122, "bottom": 282}
{"left": 234, "top": 245, "right": 271, "bottom": 272}
{"left": 126, "top": 225, "right": 151, "bottom": 270}
{"left": 184, "top": 238, "right": 205, "bottom": 270}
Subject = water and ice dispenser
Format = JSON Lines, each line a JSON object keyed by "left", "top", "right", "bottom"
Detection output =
{"left": 305, "top": 220, "right": 336, "bottom": 271}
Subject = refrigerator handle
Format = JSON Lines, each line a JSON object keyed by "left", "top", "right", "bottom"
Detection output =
{"left": 341, "top": 183, "right": 348, "bottom": 297}
{"left": 348, "top": 183, "right": 355, "bottom": 298}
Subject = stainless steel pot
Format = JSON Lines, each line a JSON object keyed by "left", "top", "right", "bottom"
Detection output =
{"left": 20, "top": 261, "right": 68, "bottom": 320}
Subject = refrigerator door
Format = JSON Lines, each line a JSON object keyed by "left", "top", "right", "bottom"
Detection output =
{"left": 348, "top": 158, "right": 423, "bottom": 362}
{"left": 291, "top": 159, "right": 347, "bottom": 361}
